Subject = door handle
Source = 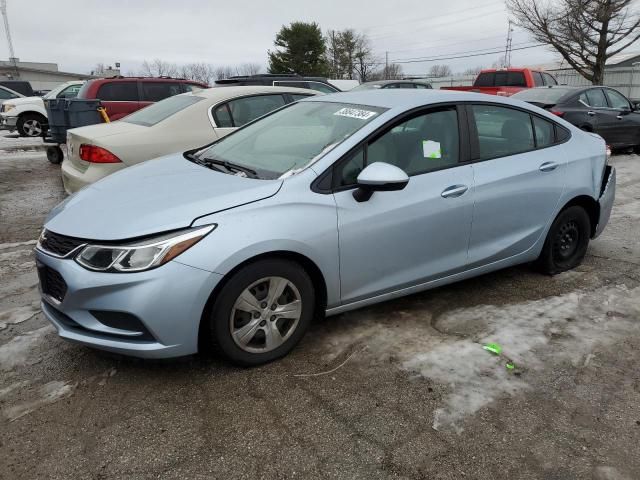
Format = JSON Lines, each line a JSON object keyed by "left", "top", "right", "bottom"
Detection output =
{"left": 441, "top": 185, "right": 468, "bottom": 198}
{"left": 539, "top": 161, "right": 558, "bottom": 172}
{"left": 616, "top": 115, "right": 623, "bottom": 120}
{"left": 587, "top": 111, "right": 596, "bottom": 116}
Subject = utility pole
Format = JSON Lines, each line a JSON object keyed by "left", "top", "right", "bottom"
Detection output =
{"left": 385, "top": 51, "right": 389, "bottom": 79}
{"left": 504, "top": 19, "right": 514, "bottom": 68}
{"left": 0, "top": 0, "right": 18, "bottom": 78}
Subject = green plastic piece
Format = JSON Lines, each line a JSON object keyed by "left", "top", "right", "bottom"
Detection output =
{"left": 482, "top": 343, "right": 502, "bottom": 355}
{"left": 506, "top": 361, "right": 515, "bottom": 370}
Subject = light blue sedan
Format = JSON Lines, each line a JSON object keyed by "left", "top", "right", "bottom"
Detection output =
{"left": 35, "top": 90, "right": 615, "bottom": 365}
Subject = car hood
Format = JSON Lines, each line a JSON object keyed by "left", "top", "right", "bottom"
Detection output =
{"left": 68, "top": 121, "right": 145, "bottom": 140}
{"left": 6, "top": 96, "right": 42, "bottom": 107}
{"left": 45, "top": 154, "right": 283, "bottom": 240}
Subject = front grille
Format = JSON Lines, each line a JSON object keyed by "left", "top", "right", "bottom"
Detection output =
{"left": 39, "top": 230, "right": 85, "bottom": 257}
{"left": 37, "top": 263, "right": 68, "bottom": 302}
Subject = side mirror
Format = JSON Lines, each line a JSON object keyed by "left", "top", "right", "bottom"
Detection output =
{"left": 633, "top": 102, "right": 640, "bottom": 112}
{"left": 353, "top": 162, "right": 409, "bottom": 202}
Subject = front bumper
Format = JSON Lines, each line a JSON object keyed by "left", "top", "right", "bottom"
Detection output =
{"left": 0, "top": 114, "right": 18, "bottom": 130}
{"left": 36, "top": 249, "right": 223, "bottom": 358}
{"left": 594, "top": 166, "right": 616, "bottom": 238}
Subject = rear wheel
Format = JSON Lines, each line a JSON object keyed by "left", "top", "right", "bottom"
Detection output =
{"left": 207, "top": 259, "right": 315, "bottom": 366}
{"left": 46, "top": 146, "right": 64, "bottom": 164}
{"left": 17, "top": 113, "right": 46, "bottom": 137}
{"left": 536, "top": 206, "right": 591, "bottom": 275}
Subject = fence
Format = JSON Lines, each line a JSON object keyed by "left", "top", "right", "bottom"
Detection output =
{"left": 428, "top": 66, "right": 640, "bottom": 101}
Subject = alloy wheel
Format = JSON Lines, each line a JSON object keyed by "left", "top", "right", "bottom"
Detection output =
{"left": 23, "top": 119, "right": 43, "bottom": 137}
{"left": 229, "top": 276, "right": 302, "bottom": 354}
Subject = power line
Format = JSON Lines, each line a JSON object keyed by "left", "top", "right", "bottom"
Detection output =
{"left": 392, "top": 41, "right": 537, "bottom": 62}
{"left": 360, "top": 1, "right": 503, "bottom": 34}
{"left": 366, "top": 7, "right": 507, "bottom": 41}
{"left": 390, "top": 43, "right": 546, "bottom": 64}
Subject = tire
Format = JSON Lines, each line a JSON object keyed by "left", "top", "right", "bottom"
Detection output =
{"left": 46, "top": 146, "right": 64, "bottom": 164}
{"left": 17, "top": 113, "right": 46, "bottom": 137}
{"left": 536, "top": 206, "right": 591, "bottom": 275}
{"left": 207, "top": 259, "right": 315, "bottom": 366}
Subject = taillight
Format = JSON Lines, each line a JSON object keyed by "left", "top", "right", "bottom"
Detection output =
{"left": 550, "top": 110, "right": 565, "bottom": 117}
{"left": 606, "top": 145, "right": 612, "bottom": 160}
{"left": 79, "top": 144, "right": 121, "bottom": 163}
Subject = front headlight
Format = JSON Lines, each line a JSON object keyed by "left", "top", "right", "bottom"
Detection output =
{"left": 75, "top": 225, "right": 215, "bottom": 272}
{"left": 2, "top": 104, "right": 15, "bottom": 113}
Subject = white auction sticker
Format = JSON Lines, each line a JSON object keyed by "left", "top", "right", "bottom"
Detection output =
{"left": 334, "top": 107, "right": 378, "bottom": 120}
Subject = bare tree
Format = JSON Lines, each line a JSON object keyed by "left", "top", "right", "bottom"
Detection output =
{"left": 462, "top": 65, "right": 485, "bottom": 75}
{"left": 428, "top": 64, "right": 453, "bottom": 77}
{"left": 353, "top": 36, "right": 378, "bottom": 82}
{"left": 140, "top": 58, "right": 179, "bottom": 78}
{"left": 213, "top": 65, "right": 236, "bottom": 80}
{"left": 235, "top": 63, "right": 262, "bottom": 76}
{"left": 507, "top": 0, "right": 640, "bottom": 84}
{"left": 179, "top": 63, "right": 215, "bottom": 85}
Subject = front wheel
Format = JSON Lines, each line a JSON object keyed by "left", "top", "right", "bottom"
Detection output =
{"left": 17, "top": 113, "right": 46, "bottom": 137}
{"left": 536, "top": 206, "right": 591, "bottom": 275}
{"left": 207, "top": 259, "right": 315, "bottom": 366}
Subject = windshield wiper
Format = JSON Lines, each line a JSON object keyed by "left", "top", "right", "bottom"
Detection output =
{"left": 185, "top": 152, "right": 258, "bottom": 178}
{"left": 201, "top": 157, "right": 258, "bottom": 178}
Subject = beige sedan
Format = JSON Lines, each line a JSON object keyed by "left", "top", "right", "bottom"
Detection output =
{"left": 61, "top": 86, "right": 317, "bottom": 194}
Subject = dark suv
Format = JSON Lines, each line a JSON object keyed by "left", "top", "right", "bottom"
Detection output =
{"left": 76, "top": 77, "right": 209, "bottom": 120}
{"left": 215, "top": 74, "right": 340, "bottom": 94}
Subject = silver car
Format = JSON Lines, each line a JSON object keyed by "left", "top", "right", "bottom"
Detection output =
{"left": 35, "top": 90, "right": 616, "bottom": 366}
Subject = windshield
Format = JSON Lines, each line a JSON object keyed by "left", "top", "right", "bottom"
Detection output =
{"left": 196, "top": 101, "right": 386, "bottom": 179}
{"left": 512, "top": 87, "right": 574, "bottom": 104}
{"left": 123, "top": 94, "right": 204, "bottom": 126}
{"left": 44, "top": 82, "right": 82, "bottom": 100}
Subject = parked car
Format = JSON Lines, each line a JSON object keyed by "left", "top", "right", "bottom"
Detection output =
{"left": 216, "top": 74, "right": 340, "bottom": 94}
{"left": 0, "top": 80, "right": 84, "bottom": 137}
{"left": 352, "top": 79, "right": 432, "bottom": 90}
{"left": 0, "top": 80, "right": 34, "bottom": 97}
{"left": 512, "top": 86, "right": 640, "bottom": 151}
{"left": 0, "top": 85, "right": 24, "bottom": 109}
{"left": 61, "top": 86, "right": 317, "bottom": 193}
{"left": 36, "top": 90, "right": 615, "bottom": 366}
{"left": 75, "top": 77, "right": 208, "bottom": 121}
{"left": 441, "top": 68, "right": 558, "bottom": 96}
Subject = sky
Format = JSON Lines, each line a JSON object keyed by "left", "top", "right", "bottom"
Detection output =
{"left": 0, "top": 0, "right": 618, "bottom": 77}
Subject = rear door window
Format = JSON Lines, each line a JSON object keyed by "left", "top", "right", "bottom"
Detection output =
{"left": 97, "top": 82, "right": 139, "bottom": 101}
{"left": 213, "top": 94, "right": 287, "bottom": 128}
{"left": 506, "top": 72, "right": 526, "bottom": 87}
{"left": 532, "top": 116, "right": 555, "bottom": 148}
{"left": 141, "top": 82, "right": 183, "bottom": 102}
{"left": 472, "top": 104, "right": 534, "bottom": 159}
{"left": 583, "top": 89, "right": 608, "bottom": 108}
{"left": 474, "top": 72, "right": 494, "bottom": 87}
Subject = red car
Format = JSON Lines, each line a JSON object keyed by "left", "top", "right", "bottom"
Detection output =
{"left": 76, "top": 77, "right": 208, "bottom": 120}
{"left": 441, "top": 68, "right": 558, "bottom": 97}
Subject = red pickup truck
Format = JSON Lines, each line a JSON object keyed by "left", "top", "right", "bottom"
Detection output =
{"left": 441, "top": 68, "right": 558, "bottom": 96}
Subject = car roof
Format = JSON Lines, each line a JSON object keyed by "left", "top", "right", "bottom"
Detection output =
{"left": 363, "top": 80, "right": 431, "bottom": 86}
{"left": 193, "top": 85, "right": 318, "bottom": 99}
{"left": 302, "top": 88, "right": 539, "bottom": 110}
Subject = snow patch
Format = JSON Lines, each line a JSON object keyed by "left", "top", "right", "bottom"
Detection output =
{"left": 0, "top": 303, "right": 40, "bottom": 331}
{"left": 0, "top": 240, "right": 37, "bottom": 250}
{"left": 0, "top": 326, "right": 53, "bottom": 371}
{"left": 2, "top": 381, "right": 76, "bottom": 422}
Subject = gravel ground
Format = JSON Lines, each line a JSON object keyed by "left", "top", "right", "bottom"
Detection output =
{"left": 0, "top": 131, "right": 639, "bottom": 480}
